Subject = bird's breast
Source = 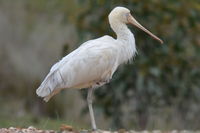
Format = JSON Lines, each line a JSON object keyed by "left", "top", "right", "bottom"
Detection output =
{"left": 117, "top": 37, "right": 136, "bottom": 64}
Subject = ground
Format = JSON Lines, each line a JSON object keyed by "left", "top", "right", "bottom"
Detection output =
{"left": 0, "top": 126, "right": 200, "bottom": 133}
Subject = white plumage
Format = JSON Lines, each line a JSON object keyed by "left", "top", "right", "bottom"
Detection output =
{"left": 36, "top": 6, "right": 163, "bottom": 130}
{"left": 36, "top": 34, "right": 135, "bottom": 101}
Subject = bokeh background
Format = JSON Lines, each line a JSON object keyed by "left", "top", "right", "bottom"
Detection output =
{"left": 0, "top": 0, "right": 199, "bottom": 130}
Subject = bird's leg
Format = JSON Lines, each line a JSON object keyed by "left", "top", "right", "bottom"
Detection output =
{"left": 87, "top": 87, "right": 97, "bottom": 130}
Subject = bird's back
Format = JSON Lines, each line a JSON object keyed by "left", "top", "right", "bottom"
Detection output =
{"left": 36, "top": 35, "right": 119, "bottom": 101}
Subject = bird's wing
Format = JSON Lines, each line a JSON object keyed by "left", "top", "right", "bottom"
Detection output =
{"left": 36, "top": 36, "right": 118, "bottom": 101}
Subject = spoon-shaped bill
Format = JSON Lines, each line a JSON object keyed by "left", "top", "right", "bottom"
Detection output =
{"left": 128, "top": 14, "right": 163, "bottom": 44}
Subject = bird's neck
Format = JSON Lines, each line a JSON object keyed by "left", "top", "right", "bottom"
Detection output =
{"left": 111, "top": 22, "right": 133, "bottom": 40}
{"left": 111, "top": 22, "right": 136, "bottom": 63}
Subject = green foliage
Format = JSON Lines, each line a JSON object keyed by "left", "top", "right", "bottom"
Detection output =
{"left": 75, "top": 0, "right": 200, "bottom": 130}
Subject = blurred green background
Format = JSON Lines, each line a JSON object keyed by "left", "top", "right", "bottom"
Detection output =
{"left": 0, "top": 0, "right": 199, "bottom": 130}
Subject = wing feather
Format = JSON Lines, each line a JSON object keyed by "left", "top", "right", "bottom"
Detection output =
{"left": 36, "top": 36, "right": 117, "bottom": 101}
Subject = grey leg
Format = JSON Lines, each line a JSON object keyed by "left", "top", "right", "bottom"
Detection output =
{"left": 87, "top": 88, "right": 97, "bottom": 130}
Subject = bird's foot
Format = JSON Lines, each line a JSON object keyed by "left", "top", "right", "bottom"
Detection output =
{"left": 91, "top": 129, "right": 103, "bottom": 133}
{"left": 80, "top": 129, "right": 100, "bottom": 133}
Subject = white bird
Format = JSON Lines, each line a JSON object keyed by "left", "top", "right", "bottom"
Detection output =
{"left": 36, "top": 6, "right": 163, "bottom": 130}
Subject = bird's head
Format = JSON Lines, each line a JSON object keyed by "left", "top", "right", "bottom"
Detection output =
{"left": 109, "top": 6, "right": 163, "bottom": 44}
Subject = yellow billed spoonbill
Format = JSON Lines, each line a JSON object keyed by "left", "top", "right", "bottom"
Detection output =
{"left": 36, "top": 6, "right": 163, "bottom": 130}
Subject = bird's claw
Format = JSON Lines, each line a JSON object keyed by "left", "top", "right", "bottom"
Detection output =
{"left": 91, "top": 129, "right": 102, "bottom": 133}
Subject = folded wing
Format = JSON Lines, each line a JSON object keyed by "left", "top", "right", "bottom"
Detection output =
{"left": 36, "top": 36, "right": 118, "bottom": 102}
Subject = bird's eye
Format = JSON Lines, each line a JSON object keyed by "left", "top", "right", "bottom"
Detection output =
{"left": 125, "top": 12, "right": 131, "bottom": 18}
{"left": 124, "top": 12, "right": 130, "bottom": 22}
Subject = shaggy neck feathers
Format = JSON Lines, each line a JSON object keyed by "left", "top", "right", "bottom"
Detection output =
{"left": 109, "top": 20, "right": 137, "bottom": 64}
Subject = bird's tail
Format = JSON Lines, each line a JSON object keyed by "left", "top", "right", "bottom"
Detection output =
{"left": 36, "top": 71, "right": 65, "bottom": 102}
{"left": 36, "top": 85, "right": 53, "bottom": 102}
